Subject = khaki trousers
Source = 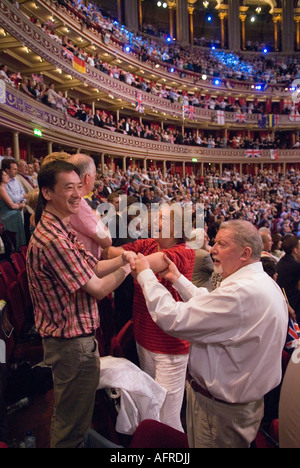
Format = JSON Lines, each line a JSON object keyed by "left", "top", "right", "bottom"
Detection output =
{"left": 43, "top": 335, "right": 100, "bottom": 448}
{"left": 186, "top": 380, "right": 264, "bottom": 448}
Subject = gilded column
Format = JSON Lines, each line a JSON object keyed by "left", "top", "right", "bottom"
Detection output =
{"left": 272, "top": 13, "right": 282, "bottom": 51}
{"left": 167, "top": 0, "right": 176, "bottom": 39}
{"left": 138, "top": 0, "right": 143, "bottom": 30}
{"left": 187, "top": 0, "right": 197, "bottom": 45}
{"left": 239, "top": 10, "right": 247, "bottom": 51}
{"left": 294, "top": 15, "right": 300, "bottom": 50}
{"left": 12, "top": 131, "right": 20, "bottom": 162}
{"left": 218, "top": 11, "right": 228, "bottom": 49}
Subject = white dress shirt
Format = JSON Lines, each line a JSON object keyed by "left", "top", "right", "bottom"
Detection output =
{"left": 137, "top": 262, "right": 288, "bottom": 404}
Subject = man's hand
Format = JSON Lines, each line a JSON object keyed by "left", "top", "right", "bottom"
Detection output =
{"left": 131, "top": 253, "right": 150, "bottom": 278}
{"left": 157, "top": 254, "right": 181, "bottom": 284}
{"left": 122, "top": 251, "right": 138, "bottom": 269}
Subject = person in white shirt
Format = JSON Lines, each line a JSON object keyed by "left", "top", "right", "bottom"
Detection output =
{"left": 131, "top": 220, "right": 288, "bottom": 448}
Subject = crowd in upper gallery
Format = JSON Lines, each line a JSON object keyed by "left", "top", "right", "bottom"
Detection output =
{"left": 11, "top": 0, "right": 300, "bottom": 93}
{"left": 1, "top": 64, "right": 299, "bottom": 150}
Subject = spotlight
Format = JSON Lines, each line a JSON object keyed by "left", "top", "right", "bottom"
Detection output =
{"left": 213, "top": 79, "right": 220, "bottom": 85}
{"left": 169, "top": 67, "right": 175, "bottom": 73}
{"left": 211, "top": 45, "right": 216, "bottom": 50}
{"left": 255, "top": 85, "right": 262, "bottom": 90}
{"left": 250, "top": 16, "right": 256, "bottom": 22}
{"left": 157, "top": 1, "right": 161, "bottom": 5}
{"left": 124, "top": 45, "right": 131, "bottom": 52}
{"left": 207, "top": 15, "right": 212, "bottom": 21}
{"left": 202, "top": 74, "right": 207, "bottom": 80}
{"left": 166, "top": 37, "right": 172, "bottom": 42}
{"left": 163, "top": 2, "right": 167, "bottom": 7}
{"left": 263, "top": 48, "right": 268, "bottom": 54}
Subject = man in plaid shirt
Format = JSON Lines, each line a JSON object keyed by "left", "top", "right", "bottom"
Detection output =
{"left": 26, "top": 160, "right": 135, "bottom": 448}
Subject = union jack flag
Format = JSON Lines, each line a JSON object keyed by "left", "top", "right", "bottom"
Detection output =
{"left": 284, "top": 317, "right": 300, "bottom": 354}
{"left": 62, "top": 47, "right": 74, "bottom": 61}
{"left": 183, "top": 105, "right": 195, "bottom": 119}
{"left": 31, "top": 74, "right": 44, "bottom": 84}
{"left": 234, "top": 112, "right": 247, "bottom": 123}
{"left": 245, "top": 149, "right": 262, "bottom": 158}
{"left": 135, "top": 91, "right": 144, "bottom": 113}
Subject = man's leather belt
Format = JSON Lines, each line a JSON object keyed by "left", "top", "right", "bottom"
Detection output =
{"left": 187, "top": 372, "right": 227, "bottom": 404}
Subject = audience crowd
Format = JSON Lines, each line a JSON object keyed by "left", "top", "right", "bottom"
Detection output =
{"left": 8, "top": 0, "right": 300, "bottom": 107}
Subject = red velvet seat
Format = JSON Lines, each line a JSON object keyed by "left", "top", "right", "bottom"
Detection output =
{"left": 130, "top": 419, "right": 189, "bottom": 448}
{"left": 110, "top": 319, "right": 139, "bottom": 366}
{"left": 10, "top": 252, "right": 26, "bottom": 274}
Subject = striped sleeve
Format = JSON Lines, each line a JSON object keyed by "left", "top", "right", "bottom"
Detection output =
{"left": 43, "top": 236, "right": 96, "bottom": 294}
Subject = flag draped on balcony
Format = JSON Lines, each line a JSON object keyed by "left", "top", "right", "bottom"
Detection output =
{"left": 72, "top": 55, "right": 86, "bottom": 74}
{"left": 267, "top": 114, "right": 280, "bottom": 127}
{"left": 135, "top": 91, "right": 144, "bottom": 113}
{"left": 217, "top": 110, "right": 224, "bottom": 125}
{"left": 289, "top": 113, "right": 300, "bottom": 122}
{"left": 270, "top": 149, "right": 279, "bottom": 160}
{"left": 245, "top": 149, "right": 262, "bottom": 158}
{"left": 234, "top": 112, "right": 247, "bottom": 123}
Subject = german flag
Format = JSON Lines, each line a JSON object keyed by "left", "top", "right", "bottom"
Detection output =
{"left": 72, "top": 56, "right": 86, "bottom": 74}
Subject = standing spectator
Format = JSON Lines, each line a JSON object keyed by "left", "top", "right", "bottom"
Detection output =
{"left": 132, "top": 220, "right": 288, "bottom": 448}
{"left": 68, "top": 153, "right": 111, "bottom": 258}
{"left": 46, "top": 82, "right": 59, "bottom": 109}
{"left": 26, "top": 160, "right": 136, "bottom": 448}
{"left": 277, "top": 235, "right": 300, "bottom": 324}
{"left": 0, "top": 146, "right": 13, "bottom": 169}
{"left": 103, "top": 204, "right": 195, "bottom": 432}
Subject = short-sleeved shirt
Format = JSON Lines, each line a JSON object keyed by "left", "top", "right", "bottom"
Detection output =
{"left": 123, "top": 238, "right": 195, "bottom": 354}
{"left": 26, "top": 210, "right": 99, "bottom": 338}
{"left": 69, "top": 197, "right": 108, "bottom": 259}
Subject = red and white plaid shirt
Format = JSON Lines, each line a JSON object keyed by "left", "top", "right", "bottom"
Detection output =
{"left": 26, "top": 211, "right": 100, "bottom": 338}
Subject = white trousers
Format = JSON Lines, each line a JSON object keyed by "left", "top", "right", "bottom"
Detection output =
{"left": 136, "top": 343, "right": 189, "bottom": 432}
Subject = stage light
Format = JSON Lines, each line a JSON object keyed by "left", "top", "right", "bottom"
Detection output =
{"left": 211, "top": 45, "right": 215, "bottom": 50}
{"left": 202, "top": 74, "right": 207, "bottom": 80}
{"left": 163, "top": 2, "right": 167, "bottom": 7}
{"left": 250, "top": 16, "right": 256, "bottom": 22}
{"left": 166, "top": 37, "right": 172, "bottom": 42}
{"left": 263, "top": 48, "right": 268, "bottom": 53}
{"left": 207, "top": 15, "right": 212, "bottom": 21}
{"left": 157, "top": 1, "right": 161, "bottom": 5}
{"left": 214, "top": 79, "right": 220, "bottom": 85}
{"left": 170, "top": 67, "right": 175, "bottom": 73}
{"left": 124, "top": 45, "right": 131, "bottom": 52}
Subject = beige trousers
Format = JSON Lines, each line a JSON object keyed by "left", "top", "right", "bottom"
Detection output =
{"left": 43, "top": 335, "right": 100, "bottom": 448}
{"left": 186, "top": 380, "right": 264, "bottom": 448}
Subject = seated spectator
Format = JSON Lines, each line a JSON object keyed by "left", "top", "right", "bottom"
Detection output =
{"left": 0, "top": 168, "right": 26, "bottom": 249}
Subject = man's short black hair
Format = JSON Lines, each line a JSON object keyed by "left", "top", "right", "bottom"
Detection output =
{"left": 282, "top": 235, "right": 299, "bottom": 255}
{"left": 37, "top": 159, "right": 80, "bottom": 193}
{"left": 1, "top": 158, "right": 17, "bottom": 171}
{"left": 35, "top": 160, "right": 80, "bottom": 225}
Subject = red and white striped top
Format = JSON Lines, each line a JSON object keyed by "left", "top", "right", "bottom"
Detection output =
{"left": 26, "top": 211, "right": 99, "bottom": 338}
{"left": 123, "top": 239, "right": 195, "bottom": 355}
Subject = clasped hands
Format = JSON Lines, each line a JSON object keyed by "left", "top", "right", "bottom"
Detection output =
{"left": 122, "top": 251, "right": 181, "bottom": 283}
